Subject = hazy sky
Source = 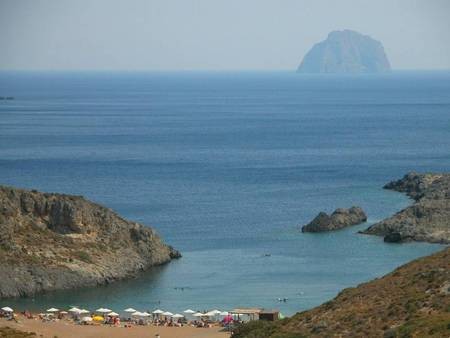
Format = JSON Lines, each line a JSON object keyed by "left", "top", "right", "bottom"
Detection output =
{"left": 1, "top": 0, "right": 449, "bottom": 71}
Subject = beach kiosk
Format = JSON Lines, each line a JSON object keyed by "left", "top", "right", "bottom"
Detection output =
{"left": 230, "top": 308, "right": 262, "bottom": 322}
{"left": 259, "top": 310, "right": 280, "bottom": 321}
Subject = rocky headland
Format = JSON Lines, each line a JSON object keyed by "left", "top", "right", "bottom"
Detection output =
{"left": 0, "top": 186, "right": 181, "bottom": 299}
{"left": 297, "top": 30, "right": 391, "bottom": 73}
{"left": 301, "top": 206, "right": 367, "bottom": 232}
{"left": 362, "top": 172, "right": 450, "bottom": 244}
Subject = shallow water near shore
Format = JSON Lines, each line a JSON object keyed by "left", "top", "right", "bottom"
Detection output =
{"left": 0, "top": 71, "right": 449, "bottom": 315}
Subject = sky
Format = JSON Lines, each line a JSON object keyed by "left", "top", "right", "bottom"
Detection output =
{"left": 0, "top": 0, "right": 449, "bottom": 71}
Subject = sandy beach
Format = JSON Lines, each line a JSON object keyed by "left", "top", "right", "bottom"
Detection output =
{"left": 0, "top": 316, "right": 231, "bottom": 338}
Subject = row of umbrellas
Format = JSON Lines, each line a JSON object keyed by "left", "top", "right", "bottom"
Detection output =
{"left": 2, "top": 306, "right": 230, "bottom": 319}
{"left": 1, "top": 306, "right": 234, "bottom": 318}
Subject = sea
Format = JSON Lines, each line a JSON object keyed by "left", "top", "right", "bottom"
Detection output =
{"left": 0, "top": 71, "right": 449, "bottom": 316}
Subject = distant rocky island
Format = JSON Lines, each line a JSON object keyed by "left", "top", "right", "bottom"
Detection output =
{"left": 362, "top": 172, "right": 450, "bottom": 244}
{"left": 0, "top": 186, "right": 180, "bottom": 298}
{"left": 297, "top": 30, "right": 391, "bottom": 73}
{"left": 301, "top": 206, "right": 367, "bottom": 232}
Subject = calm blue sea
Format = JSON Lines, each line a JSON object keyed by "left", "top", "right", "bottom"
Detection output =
{"left": 0, "top": 71, "right": 449, "bottom": 315}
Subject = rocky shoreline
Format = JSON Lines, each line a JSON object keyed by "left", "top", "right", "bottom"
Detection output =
{"left": 362, "top": 172, "right": 450, "bottom": 244}
{"left": 0, "top": 186, "right": 180, "bottom": 299}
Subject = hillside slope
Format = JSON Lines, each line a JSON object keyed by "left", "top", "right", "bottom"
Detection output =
{"left": 0, "top": 186, "right": 180, "bottom": 298}
{"left": 233, "top": 247, "right": 450, "bottom": 337}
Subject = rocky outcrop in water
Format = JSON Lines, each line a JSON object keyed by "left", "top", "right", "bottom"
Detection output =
{"left": 301, "top": 206, "right": 367, "bottom": 232}
{"left": 297, "top": 30, "right": 391, "bottom": 73}
{"left": 0, "top": 186, "right": 180, "bottom": 298}
{"left": 362, "top": 172, "right": 450, "bottom": 243}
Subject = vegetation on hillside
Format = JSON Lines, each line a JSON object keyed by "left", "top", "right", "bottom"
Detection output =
{"left": 233, "top": 247, "right": 450, "bottom": 338}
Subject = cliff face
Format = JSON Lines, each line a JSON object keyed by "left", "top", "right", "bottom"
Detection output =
{"left": 233, "top": 247, "right": 450, "bottom": 338}
{"left": 363, "top": 172, "right": 450, "bottom": 244}
{"left": 0, "top": 186, "right": 180, "bottom": 298}
{"left": 297, "top": 30, "right": 391, "bottom": 73}
{"left": 301, "top": 207, "right": 367, "bottom": 232}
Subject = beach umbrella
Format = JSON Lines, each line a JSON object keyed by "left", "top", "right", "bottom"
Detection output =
{"left": 68, "top": 307, "right": 81, "bottom": 313}
{"left": 219, "top": 311, "right": 229, "bottom": 316}
{"left": 140, "top": 312, "right": 151, "bottom": 317}
{"left": 81, "top": 316, "right": 93, "bottom": 322}
{"left": 193, "top": 312, "right": 205, "bottom": 317}
{"left": 131, "top": 311, "right": 143, "bottom": 316}
{"left": 108, "top": 312, "right": 119, "bottom": 317}
{"left": 183, "top": 309, "right": 195, "bottom": 314}
{"left": 93, "top": 316, "right": 104, "bottom": 322}
{"left": 162, "top": 311, "right": 173, "bottom": 316}
{"left": 205, "top": 311, "right": 217, "bottom": 316}
{"left": 79, "top": 309, "right": 90, "bottom": 314}
{"left": 124, "top": 308, "right": 136, "bottom": 313}
{"left": 1, "top": 307, "right": 13, "bottom": 312}
{"left": 172, "top": 314, "right": 184, "bottom": 318}
{"left": 152, "top": 309, "right": 164, "bottom": 314}
{"left": 96, "top": 308, "right": 111, "bottom": 313}
{"left": 46, "top": 308, "right": 59, "bottom": 312}
{"left": 60, "top": 311, "right": 68, "bottom": 315}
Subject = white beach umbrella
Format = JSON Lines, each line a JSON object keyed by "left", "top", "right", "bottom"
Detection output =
{"left": 183, "top": 309, "right": 195, "bottom": 314}
{"left": 131, "top": 311, "right": 143, "bottom": 316}
{"left": 68, "top": 307, "right": 81, "bottom": 313}
{"left": 172, "top": 314, "right": 184, "bottom": 318}
{"left": 108, "top": 312, "right": 119, "bottom": 317}
{"left": 212, "top": 309, "right": 222, "bottom": 314}
{"left": 124, "top": 308, "right": 136, "bottom": 313}
{"left": 46, "top": 308, "right": 59, "bottom": 312}
{"left": 193, "top": 312, "right": 205, "bottom": 317}
{"left": 96, "top": 308, "right": 111, "bottom": 313}
{"left": 162, "top": 311, "right": 173, "bottom": 316}
{"left": 219, "top": 311, "right": 229, "bottom": 316}
{"left": 81, "top": 316, "right": 93, "bottom": 322}
{"left": 205, "top": 311, "right": 217, "bottom": 317}
{"left": 60, "top": 311, "right": 68, "bottom": 314}
{"left": 140, "top": 312, "right": 151, "bottom": 317}
{"left": 79, "top": 309, "right": 90, "bottom": 314}
{"left": 1, "top": 307, "right": 13, "bottom": 312}
{"left": 152, "top": 309, "right": 164, "bottom": 314}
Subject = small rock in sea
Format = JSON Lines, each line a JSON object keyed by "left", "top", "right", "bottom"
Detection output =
{"left": 301, "top": 206, "right": 367, "bottom": 232}
{"left": 384, "top": 232, "right": 403, "bottom": 243}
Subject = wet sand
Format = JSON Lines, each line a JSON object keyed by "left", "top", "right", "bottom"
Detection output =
{"left": 0, "top": 317, "right": 231, "bottom": 338}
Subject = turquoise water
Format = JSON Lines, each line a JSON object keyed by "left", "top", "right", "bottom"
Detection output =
{"left": 0, "top": 71, "right": 449, "bottom": 315}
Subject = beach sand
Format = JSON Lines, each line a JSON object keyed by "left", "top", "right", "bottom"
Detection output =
{"left": 0, "top": 317, "right": 231, "bottom": 338}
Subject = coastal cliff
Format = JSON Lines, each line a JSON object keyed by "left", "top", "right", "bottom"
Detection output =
{"left": 301, "top": 207, "right": 367, "bottom": 232}
{"left": 362, "top": 172, "right": 450, "bottom": 244}
{"left": 0, "top": 186, "right": 180, "bottom": 298}
{"left": 233, "top": 247, "right": 450, "bottom": 338}
{"left": 297, "top": 30, "right": 391, "bottom": 73}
